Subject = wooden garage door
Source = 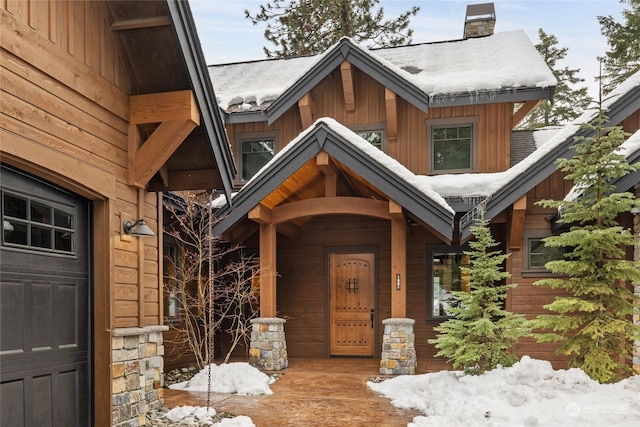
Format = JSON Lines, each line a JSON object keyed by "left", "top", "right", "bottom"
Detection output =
{"left": 0, "top": 166, "right": 90, "bottom": 426}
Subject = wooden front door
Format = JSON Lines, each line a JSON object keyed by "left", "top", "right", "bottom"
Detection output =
{"left": 329, "top": 253, "right": 375, "bottom": 356}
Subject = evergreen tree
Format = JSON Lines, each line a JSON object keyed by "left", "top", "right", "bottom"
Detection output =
{"left": 520, "top": 28, "right": 591, "bottom": 129}
{"left": 245, "top": 0, "right": 419, "bottom": 58}
{"left": 429, "top": 214, "right": 530, "bottom": 375}
{"left": 533, "top": 97, "right": 640, "bottom": 383}
{"left": 599, "top": 0, "right": 640, "bottom": 95}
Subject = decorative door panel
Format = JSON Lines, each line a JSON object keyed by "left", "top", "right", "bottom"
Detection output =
{"left": 329, "top": 253, "right": 375, "bottom": 356}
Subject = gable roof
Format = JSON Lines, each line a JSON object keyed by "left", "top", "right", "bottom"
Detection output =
{"left": 452, "top": 70, "right": 640, "bottom": 239}
{"left": 213, "top": 118, "right": 455, "bottom": 241}
{"left": 209, "top": 31, "right": 556, "bottom": 125}
{"left": 107, "top": 0, "right": 236, "bottom": 198}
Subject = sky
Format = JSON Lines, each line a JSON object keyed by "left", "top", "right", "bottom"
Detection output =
{"left": 188, "top": 0, "right": 625, "bottom": 100}
{"left": 160, "top": 357, "right": 640, "bottom": 426}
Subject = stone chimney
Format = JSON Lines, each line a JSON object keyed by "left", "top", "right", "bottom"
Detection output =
{"left": 463, "top": 3, "right": 496, "bottom": 39}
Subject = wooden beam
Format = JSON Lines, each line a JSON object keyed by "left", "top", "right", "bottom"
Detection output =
{"left": 298, "top": 92, "right": 315, "bottom": 129}
{"left": 340, "top": 61, "right": 355, "bottom": 111}
{"left": 389, "top": 199, "right": 403, "bottom": 220}
{"left": 272, "top": 197, "right": 391, "bottom": 224}
{"left": 391, "top": 218, "right": 407, "bottom": 318}
{"left": 385, "top": 88, "right": 398, "bottom": 145}
{"left": 249, "top": 203, "right": 273, "bottom": 224}
{"left": 111, "top": 16, "right": 171, "bottom": 31}
{"left": 512, "top": 100, "right": 540, "bottom": 128}
{"left": 137, "top": 189, "right": 145, "bottom": 327}
{"left": 509, "top": 195, "right": 527, "bottom": 249}
{"left": 130, "top": 119, "right": 198, "bottom": 188}
{"left": 316, "top": 152, "right": 338, "bottom": 197}
{"left": 129, "top": 91, "right": 200, "bottom": 188}
{"left": 276, "top": 222, "right": 301, "bottom": 239}
{"left": 130, "top": 90, "right": 199, "bottom": 125}
{"left": 147, "top": 169, "right": 224, "bottom": 192}
{"left": 259, "top": 223, "right": 277, "bottom": 317}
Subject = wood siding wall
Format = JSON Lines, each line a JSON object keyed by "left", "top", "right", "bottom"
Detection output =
{"left": 226, "top": 66, "right": 513, "bottom": 187}
{"left": 1, "top": 1, "right": 161, "bottom": 329}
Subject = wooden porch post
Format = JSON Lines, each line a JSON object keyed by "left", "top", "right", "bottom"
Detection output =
{"left": 259, "top": 222, "right": 277, "bottom": 317}
{"left": 390, "top": 201, "right": 407, "bottom": 318}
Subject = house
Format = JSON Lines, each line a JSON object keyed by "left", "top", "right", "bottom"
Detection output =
{"left": 0, "top": 0, "right": 234, "bottom": 425}
{"left": 208, "top": 6, "right": 640, "bottom": 374}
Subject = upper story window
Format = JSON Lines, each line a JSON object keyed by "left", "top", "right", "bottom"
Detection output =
{"left": 357, "top": 130, "right": 384, "bottom": 150}
{"left": 2, "top": 190, "right": 75, "bottom": 255}
{"left": 351, "top": 124, "right": 386, "bottom": 152}
{"left": 238, "top": 133, "right": 277, "bottom": 182}
{"left": 428, "top": 117, "right": 477, "bottom": 173}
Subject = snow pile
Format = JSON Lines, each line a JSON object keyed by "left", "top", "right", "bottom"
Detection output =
{"left": 368, "top": 356, "right": 640, "bottom": 427}
{"left": 169, "top": 362, "right": 274, "bottom": 395}
{"left": 164, "top": 405, "right": 255, "bottom": 427}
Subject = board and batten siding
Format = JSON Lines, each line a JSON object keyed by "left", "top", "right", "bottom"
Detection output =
{"left": 1, "top": 1, "right": 161, "bottom": 329}
{"left": 226, "top": 64, "right": 514, "bottom": 188}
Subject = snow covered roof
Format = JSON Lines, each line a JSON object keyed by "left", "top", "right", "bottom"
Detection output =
{"left": 213, "top": 118, "right": 455, "bottom": 241}
{"left": 209, "top": 31, "right": 556, "bottom": 123}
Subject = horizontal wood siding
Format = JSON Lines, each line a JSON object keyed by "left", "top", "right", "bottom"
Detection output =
{"left": 1, "top": 1, "right": 160, "bottom": 329}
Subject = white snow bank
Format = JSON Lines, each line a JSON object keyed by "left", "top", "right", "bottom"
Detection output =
{"left": 169, "top": 362, "right": 274, "bottom": 395}
{"left": 368, "top": 356, "right": 640, "bottom": 427}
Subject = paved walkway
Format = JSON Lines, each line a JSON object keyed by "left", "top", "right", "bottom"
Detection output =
{"left": 162, "top": 358, "right": 437, "bottom": 427}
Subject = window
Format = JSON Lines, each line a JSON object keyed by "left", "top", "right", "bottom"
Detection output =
{"left": 350, "top": 124, "right": 386, "bottom": 151}
{"left": 2, "top": 190, "right": 75, "bottom": 255}
{"left": 522, "top": 230, "right": 565, "bottom": 276}
{"left": 429, "top": 248, "right": 470, "bottom": 318}
{"left": 240, "top": 136, "right": 275, "bottom": 181}
{"left": 356, "top": 130, "right": 384, "bottom": 150}
{"left": 428, "top": 117, "right": 477, "bottom": 173}
{"left": 163, "top": 241, "right": 180, "bottom": 322}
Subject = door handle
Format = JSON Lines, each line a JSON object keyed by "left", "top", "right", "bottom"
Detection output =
{"left": 370, "top": 309, "right": 375, "bottom": 328}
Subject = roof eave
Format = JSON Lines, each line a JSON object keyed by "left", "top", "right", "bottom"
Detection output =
{"left": 167, "top": 0, "right": 236, "bottom": 201}
{"left": 265, "top": 39, "right": 429, "bottom": 125}
{"left": 429, "top": 86, "right": 555, "bottom": 109}
{"left": 460, "top": 81, "right": 640, "bottom": 240}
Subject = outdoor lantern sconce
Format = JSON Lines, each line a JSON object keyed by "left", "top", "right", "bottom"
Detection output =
{"left": 123, "top": 219, "right": 156, "bottom": 237}
{"left": 396, "top": 274, "right": 401, "bottom": 291}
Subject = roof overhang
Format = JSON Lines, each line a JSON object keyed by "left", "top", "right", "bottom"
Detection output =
{"left": 460, "top": 77, "right": 640, "bottom": 240}
{"left": 106, "top": 0, "right": 235, "bottom": 198}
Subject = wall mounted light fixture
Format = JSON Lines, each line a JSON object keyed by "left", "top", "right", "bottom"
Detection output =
{"left": 123, "top": 219, "right": 156, "bottom": 237}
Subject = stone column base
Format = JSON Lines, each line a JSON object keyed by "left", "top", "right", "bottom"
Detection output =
{"left": 112, "top": 325, "right": 168, "bottom": 427}
{"left": 380, "top": 318, "right": 416, "bottom": 375}
{"left": 249, "top": 317, "right": 288, "bottom": 371}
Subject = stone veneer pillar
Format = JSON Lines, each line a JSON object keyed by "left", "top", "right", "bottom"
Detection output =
{"left": 380, "top": 318, "right": 417, "bottom": 375}
{"left": 111, "top": 325, "right": 168, "bottom": 427}
{"left": 249, "top": 317, "right": 288, "bottom": 371}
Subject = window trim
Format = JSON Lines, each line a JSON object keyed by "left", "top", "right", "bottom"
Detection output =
{"left": 427, "top": 116, "right": 478, "bottom": 174}
{"left": 522, "top": 229, "right": 564, "bottom": 277}
{"left": 349, "top": 123, "right": 387, "bottom": 152}
{"left": 235, "top": 131, "right": 279, "bottom": 185}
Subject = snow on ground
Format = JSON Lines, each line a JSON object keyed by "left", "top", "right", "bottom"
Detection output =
{"left": 170, "top": 362, "right": 274, "bottom": 395}
{"left": 166, "top": 357, "right": 639, "bottom": 426}
{"left": 368, "top": 356, "right": 640, "bottom": 427}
